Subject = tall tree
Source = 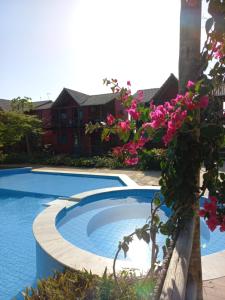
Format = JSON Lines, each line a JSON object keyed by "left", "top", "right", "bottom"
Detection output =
{"left": 0, "top": 111, "right": 42, "bottom": 154}
{"left": 10, "top": 97, "right": 37, "bottom": 155}
{"left": 179, "top": 0, "right": 203, "bottom": 299}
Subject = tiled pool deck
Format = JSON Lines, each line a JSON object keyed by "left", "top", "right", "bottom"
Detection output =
{"left": 6, "top": 165, "right": 225, "bottom": 299}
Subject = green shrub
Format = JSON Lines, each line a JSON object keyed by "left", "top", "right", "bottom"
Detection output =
{"left": 138, "top": 149, "right": 165, "bottom": 171}
{"left": 0, "top": 149, "right": 165, "bottom": 171}
{"left": 23, "top": 269, "right": 155, "bottom": 300}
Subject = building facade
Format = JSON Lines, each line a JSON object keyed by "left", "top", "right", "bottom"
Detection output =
{"left": 0, "top": 74, "right": 180, "bottom": 155}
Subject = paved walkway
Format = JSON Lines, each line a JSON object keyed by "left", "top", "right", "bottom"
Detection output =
{"left": 28, "top": 166, "right": 225, "bottom": 299}
{"left": 203, "top": 277, "right": 225, "bottom": 300}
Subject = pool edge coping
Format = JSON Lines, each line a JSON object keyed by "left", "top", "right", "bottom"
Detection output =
{"left": 31, "top": 167, "right": 138, "bottom": 187}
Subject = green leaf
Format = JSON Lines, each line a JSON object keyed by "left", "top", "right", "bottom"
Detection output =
{"left": 201, "top": 124, "right": 224, "bottom": 139}
{"left": 153, "top": 197, "right": 161, "bottom": 206}
{"left": 220, "top": 173, "right": 225, "bottom": 181}
{"left": 142, "top": 231, "right": 150, "bottom": 244}
{"left": 121, "top": 242, "right": 129, "bottom": 257}
{"left": 165, "top": 238, "right": 171, "bottom": 248}
{"left": 205, "top": 17, "right": 214, "bottom": 33}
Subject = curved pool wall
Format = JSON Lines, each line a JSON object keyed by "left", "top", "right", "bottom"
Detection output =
{"left": 34, "top": 186, "right": 166, "bottom": 279}
{"left": 34, "top": 186, "right": 225, "bottom": 281}
{"left": 0, "top": 167, "right": 129, "bottom": 300}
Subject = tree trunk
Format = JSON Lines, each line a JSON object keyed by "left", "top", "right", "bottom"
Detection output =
{"left": 25, "top": 134, "right": 31, "bottom": 156}
{"left": 179, "top": 0, "right": 202, "bottom": 93}
{"left": 179, "top": 0, "right": 203, "bottom": 299}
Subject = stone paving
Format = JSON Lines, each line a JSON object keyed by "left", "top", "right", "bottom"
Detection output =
{"left": 31, "top": 166, "right": 225, "bottom": 299}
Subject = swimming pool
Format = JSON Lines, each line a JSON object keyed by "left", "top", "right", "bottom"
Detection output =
{"left": 34, "top": 186, "right": 225, "bottom": 283}
{"left": 57, "top": 190, "right": 169, "bottom": 270}
{"left": 0, "top": 168, "right": 125, "bottom": 300}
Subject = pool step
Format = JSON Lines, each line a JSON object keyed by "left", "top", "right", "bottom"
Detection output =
{"left": 43, "top": 199, "right": 79, "bottom": 208}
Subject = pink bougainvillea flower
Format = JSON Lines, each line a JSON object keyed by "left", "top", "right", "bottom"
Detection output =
{"left": 204, "top": 201, "right": 216, "bottom": 213}
{"left": 142, "top": 122, "right": 152, "bottom": 129}
{"left": 112, "top": 146, "right": 123, "bottom": 156}
{"left": 184, "top": 93, "right": 196, "bottom": 110}
{"left": 125, "top": 157, "right": 139, "bottom": 166}
{"left": 127, "top": 108, "right": 140, "bottom": 120}
{"left": 209, "top": 195, "right": 217, "bottom": 203}
{"left": 199, "top": 95, "right": 209, "bottom": 109}
{"left": 164, "top": 101, "right": 174, "bottom": 112}
{"left": 206, "top": 216, "right": 218, "bottom": 232}
{"left": 123, "top": 141, "right": 138, "bottom": 155}
{"left": 126, "top": 101, "right": 140, "bottom": 120}
{"left": 137, "top": 90, "right": 144, "bottom": 102}
{"left": 199, "top": 209, "right": 206, "bottom": 217}
{"left": 171, "top": 94, "right": 184, "bottom": 106}
{"left": 106, "top": 114, "right": 115, "bottom": 126}
{"left": 136, "top": 136, "right": 149, "bottom": 148}
{"left": 220, "top": 222, "right": 225, "bottom": 232}
{"left": 127, "top": 80, "right": 131, "bottom": 86}
{"left": 186, "top": 80, "right": 195, "bottom": 89}
{"left": 150, "top": 105, "right": 167, "bottom": 129}
{"left": 118, "top": 120, "right": 130, "bottom": 132}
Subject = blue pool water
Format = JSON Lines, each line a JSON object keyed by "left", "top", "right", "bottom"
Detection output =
{"left": 58, "top": 190, "right": 225, "bottom": 270}
{"left": 0, "top": 168, "right": 124, "bottom": 300}
{"left": 57, "top": 192, "right": 169, "bottom": 269}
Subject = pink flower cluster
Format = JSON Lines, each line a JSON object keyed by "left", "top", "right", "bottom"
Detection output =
{"left": 118, "top": 120, "right": 131, "bottom": 132}
{"left": 105, "top": 79, "right": 209, "bottom": 166}
{"left": 126, "top": 99, "right": 140, "bottom": 120}
{"left": 212, "top": 41, "right": 225, "bottom": 60}
{"left": 147, "top": 83, "right": 209, "bottom": 145}
{"left": 107, "top": 114, "right": 115, "bottom": 126}
{"left": 112, "top": 137, "right": 149, "bottom": 166}
{"left": 199, "top": 196, "right": 225, "bottom": 232}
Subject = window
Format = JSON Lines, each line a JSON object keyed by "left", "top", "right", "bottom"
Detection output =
{"left": 79, "top": 110, "right": 83, "bottom": 121}
{"left": 58, "top": 133, "right": 68, "bottom": 144}
{"left": 60, "top": 110, "right": 67, "bottom": 120}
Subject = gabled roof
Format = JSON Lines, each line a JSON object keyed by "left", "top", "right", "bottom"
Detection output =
{"left": 65, "top": 88, "right": 89, "bottom": 105}
{"left": 152, "top": 73, "right": 178, "bottom": 103}
{"left": 54, "top": 74, "right": 178, "bottom": 107}
{"left": 33, "top": 100, "right": 53, "bottom": 110}
{"left": 52, "top": 88, "right": 89, "bottom": 107}
{"left": 0, "top": 99, "right": 53, "bottom": 111}
{"left": 133, "top": 88, "right": 159, "bottom": 103}
{"left": 82, "top": 92, "right": 118, "bottom": 106}
{"left": 0, "top": 99, "right": 11, "bottom": 111}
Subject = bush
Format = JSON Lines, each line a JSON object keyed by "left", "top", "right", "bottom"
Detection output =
{"left": 23, "top": 269, "right": 155, "bottom": 300}
{"left": 0, "top": 149, "right": 165, "bottom": 171}
{"left": 138, "top": 149, "right": 165, "bottom": 171}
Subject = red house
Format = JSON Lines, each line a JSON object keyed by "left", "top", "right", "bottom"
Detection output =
{"left": 0, "top": 74, "right": 181, "bottom": 155}
{"left": 38, "top": 73, "right": 179, "bottom": 155}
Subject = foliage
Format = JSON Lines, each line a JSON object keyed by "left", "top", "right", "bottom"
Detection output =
{"left": 11, "top": 96, "right": 33, "bottom": 113}
{"left": 23, "top": 269, "right": 155, "bottom": 300}
{"left": 0, "top": 111, "right": 42, "bottom": 148}
{"left": 138, "top": 149, "right": 166, "bottom": 171}
{"left": 0, "top": 151, "right": 164, "bottom": 171}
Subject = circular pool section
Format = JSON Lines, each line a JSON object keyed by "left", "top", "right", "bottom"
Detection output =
{"left": 57, "top": 191, "right": 169, "bottom": 267}
{"left": 34, "top": 187, "right": 225, "bottom": 280}
{"left": 57, "top": 189, "right": 225, "bottom": 260}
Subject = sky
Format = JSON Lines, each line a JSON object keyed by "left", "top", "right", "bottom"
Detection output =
{"left": 0, "top": 0, "right": 208, "bottom": 102}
